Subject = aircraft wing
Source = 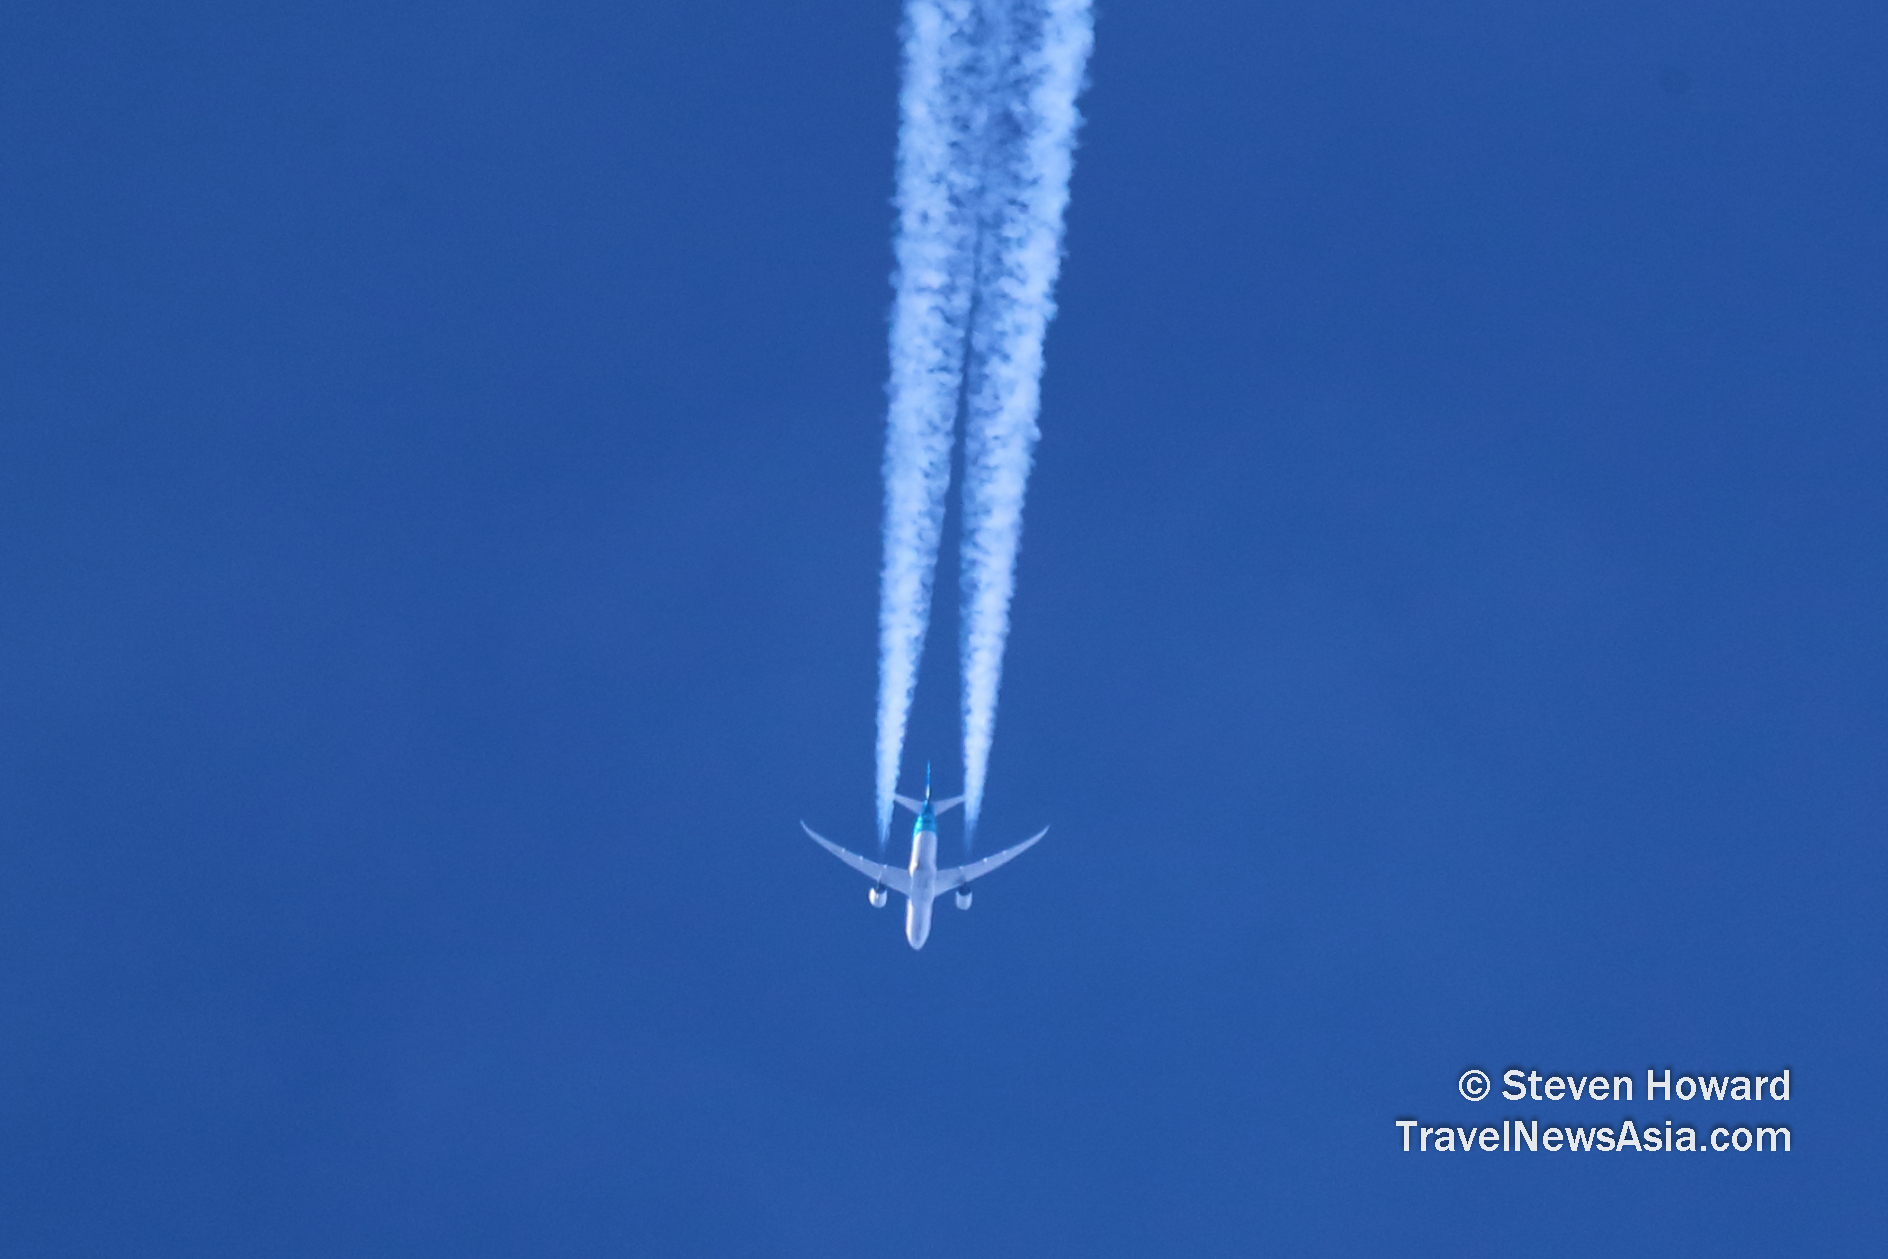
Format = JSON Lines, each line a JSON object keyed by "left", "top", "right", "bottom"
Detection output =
{"left": 801, "top": 823, "right": 912, "bottom": 895}
{"left": 934, "top": 827, "right": 1047, "bottom": 891}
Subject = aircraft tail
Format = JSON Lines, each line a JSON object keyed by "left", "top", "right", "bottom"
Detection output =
{"left": 893, "top": 792, "right": 964, "bottom": 815}
{"left": 894, "top": 761, "right": 964, "bottom": 815}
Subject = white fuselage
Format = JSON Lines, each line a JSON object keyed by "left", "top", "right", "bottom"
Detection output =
{"left": 904, "top": 822, "right": 938, "bottom": 949}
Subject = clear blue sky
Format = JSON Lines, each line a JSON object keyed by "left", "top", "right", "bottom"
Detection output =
{"left": 2, "top": 1, "right": 1883, "bottom": 1254}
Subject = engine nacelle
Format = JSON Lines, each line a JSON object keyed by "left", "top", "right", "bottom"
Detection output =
{"left": 868, "top": 885, "right": 889, "bottom": 908}
{"left": 954, "top": 888, "right": 973, "bottom": 910}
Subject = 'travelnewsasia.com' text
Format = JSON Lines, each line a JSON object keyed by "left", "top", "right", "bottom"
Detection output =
{"left": 1395, "top": 1118, "right": 1790, "bottom": 1153}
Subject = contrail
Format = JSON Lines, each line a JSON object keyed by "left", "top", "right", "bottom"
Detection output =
{"left": 876, "top": 0, "right": 987, "bottom": 847}
{"left": 875, "top": 0, "right": 1092, "bottom": 848}
{"left": 959, "top": 0, "right": 1093, "bottom": 840}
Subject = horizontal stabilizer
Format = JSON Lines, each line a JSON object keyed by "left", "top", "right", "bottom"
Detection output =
{"left": 893, "top": 793, "right": 966, "bottom": 815}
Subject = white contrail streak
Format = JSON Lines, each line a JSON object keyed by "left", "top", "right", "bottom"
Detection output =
{"left": 875, "top": 0, "right": 1091, "bottom": 847}
{"left": 877, "top": 0, "right": 986, "bottom": 847}
{"left": 959, "top": 0, "right": 1092, "bottom": 840}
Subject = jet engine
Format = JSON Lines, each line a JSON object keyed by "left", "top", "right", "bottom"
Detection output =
{"left": 868, "top": 885, "right": 889, "bottom": 908}
{"left": 954, "top": 888, "right": 973, "bottom": 910}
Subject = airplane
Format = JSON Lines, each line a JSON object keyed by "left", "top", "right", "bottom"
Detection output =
{"left": 801, "top": 765, "right": 1046, "bottom": 950}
